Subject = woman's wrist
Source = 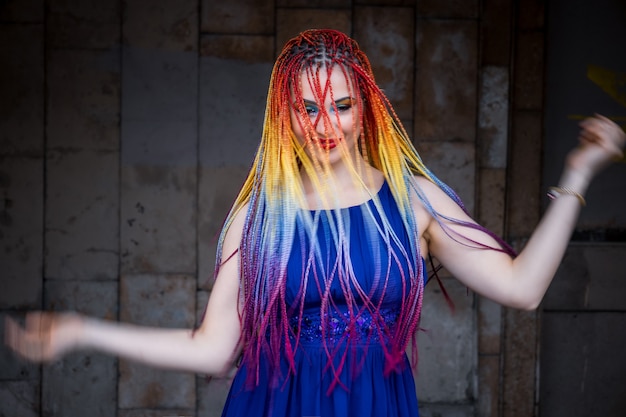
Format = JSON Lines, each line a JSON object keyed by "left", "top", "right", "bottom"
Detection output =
{"left": 73, "top": 314, "right": 96, "bottom": 350}
{"left": 556, "top": 166, "right": 592, "bottom": 195}
{"left": 545, "top": 167, "right": 592, "bottom": 207}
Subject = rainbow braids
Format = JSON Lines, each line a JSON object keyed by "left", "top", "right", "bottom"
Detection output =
{"left": 214, "top": 29, "right": 515, "bottom": 390}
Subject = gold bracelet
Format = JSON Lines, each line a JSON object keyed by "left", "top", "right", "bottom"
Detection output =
{"left": 547, "top": 186, "right": 586, "bottom": 206}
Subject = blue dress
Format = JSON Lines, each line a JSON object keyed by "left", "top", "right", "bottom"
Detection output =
{"left": 221, "top": 182, "right": 421, "bottom": 416}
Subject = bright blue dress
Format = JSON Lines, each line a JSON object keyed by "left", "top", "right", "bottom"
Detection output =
{"left": 221, "top": 182, "right": 421, "bottom": 416}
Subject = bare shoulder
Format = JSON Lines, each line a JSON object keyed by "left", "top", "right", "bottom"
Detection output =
{"left": 221, "top": 202, "right": 249, "bottom": 251}
{"left": 408, "top": 175, "right": 477, "bottom": 243}
{"left": 408, "top": 175, "right": 467, "bottom": 216}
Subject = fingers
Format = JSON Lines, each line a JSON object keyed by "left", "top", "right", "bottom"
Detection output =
{"left": 4, "top": 313, "right": 54, "bottom": 362}
{"left": 578, "top": 114, "right": 625, "bottom": 157}
{"left": 5, "top": 316, "right": 37, "bottom": 361}
{"left": 594, "top": 113, "right": 619, "bottom": 127}
{"left": 25, "top": 311, "right": 54, "bottom": 337}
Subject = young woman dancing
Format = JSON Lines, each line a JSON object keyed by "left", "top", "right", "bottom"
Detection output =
{"left": 5, "top": 29, "right": 625, "bottom": 416}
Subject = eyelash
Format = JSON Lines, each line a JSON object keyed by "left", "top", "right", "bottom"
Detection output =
{"left": 303, "top": 102, "right": 353, "bottom": 116}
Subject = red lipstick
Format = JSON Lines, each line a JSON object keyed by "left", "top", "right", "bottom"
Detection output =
{"left": 317, "top": 138, "right": 338, "bottom": 150}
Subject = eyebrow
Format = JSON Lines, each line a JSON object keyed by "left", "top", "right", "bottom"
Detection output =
{"left": 300, "top": 96, "right": 354, "bottom": 107}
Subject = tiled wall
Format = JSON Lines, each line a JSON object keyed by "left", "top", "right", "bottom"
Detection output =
{"left": 0, "top": 0, "right": 550, "bottom": 416}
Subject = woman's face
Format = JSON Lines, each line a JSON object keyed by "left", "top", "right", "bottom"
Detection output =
{"left": 290, "top": 65, "right": 361, "bottom": 166}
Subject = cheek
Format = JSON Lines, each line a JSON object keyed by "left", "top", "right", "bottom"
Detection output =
{"left": 289, "top": 111, "right": 307, "bottom": 142}
{"left": 339, "top": 113, "right": 359, "bottom": 136}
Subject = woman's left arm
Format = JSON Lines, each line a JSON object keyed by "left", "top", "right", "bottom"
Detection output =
{"left": 423, "top": 115, "right": 625, "bottom": 310}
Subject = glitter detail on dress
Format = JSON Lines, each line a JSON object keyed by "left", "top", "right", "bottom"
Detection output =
{"left": 290, "top": 308, "right": 400, "bottom": 344}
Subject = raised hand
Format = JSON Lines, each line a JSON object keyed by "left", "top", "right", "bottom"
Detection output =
{"left": 5, "top": 312, "right": 83, "bottom": 363}
{"left": 567, "top": 114, "right": 625, "bottom": 179}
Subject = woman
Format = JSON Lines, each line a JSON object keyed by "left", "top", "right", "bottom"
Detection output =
{"left": 5, "top": 29, "right": 625, "bottom": 416}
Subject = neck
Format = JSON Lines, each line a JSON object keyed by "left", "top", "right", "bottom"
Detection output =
{"left": 299, "top": 157, "right": 384, "bottom": 209}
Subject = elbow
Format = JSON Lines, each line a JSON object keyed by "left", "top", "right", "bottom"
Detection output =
{"left": 191, "top": 323, "right": 241, "bottom": 376}
{"left": 519, "top": 301, "right": 541, "bottom": 311}
{"left": 202, "top": 361, "right": 237, "bottom": 378}
{"left": 213, "top": 352, "right": 239, "bottom": 377}
{"left": 198, "top": 345, "right": 240, "bottom": 376}
{"left": 508, "top": 296, "right": 542, "bottom": 311}
{"left": 501, "top": 290, "right": 543, "bottom": 311}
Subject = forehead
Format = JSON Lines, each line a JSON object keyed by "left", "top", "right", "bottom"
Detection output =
{"left": 297, "top": 65, "right": 356, "bottom": 100}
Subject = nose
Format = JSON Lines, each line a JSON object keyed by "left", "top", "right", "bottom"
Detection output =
{"left": 312, "top": 113, "right": 335, "bottom": 137}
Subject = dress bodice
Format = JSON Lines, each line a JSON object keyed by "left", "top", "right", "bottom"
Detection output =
{"left": 221, "top": 181, "right": 423, "bottom": 417}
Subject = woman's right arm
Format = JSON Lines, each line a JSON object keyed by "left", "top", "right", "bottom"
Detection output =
{"left": 4, "top": 205, "right": 247, "bottom": 376}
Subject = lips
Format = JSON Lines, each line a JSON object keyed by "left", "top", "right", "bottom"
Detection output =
{"left": 316, "top": 138, "right": 338, "bottom": 150}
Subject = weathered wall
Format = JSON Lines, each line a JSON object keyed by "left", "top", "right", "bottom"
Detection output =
{"left": 539, "top": 1, "right": 626, "bottom": 416}
{"left": 1, "top": 1, "right": 623, "bottom": 416}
